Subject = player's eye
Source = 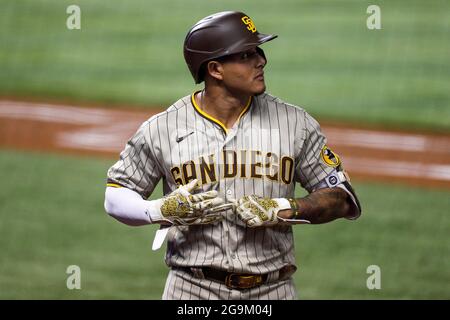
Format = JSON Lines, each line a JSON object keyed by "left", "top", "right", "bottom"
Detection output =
{"left": 240, "top": 50, "right": 257, "bottom": 60}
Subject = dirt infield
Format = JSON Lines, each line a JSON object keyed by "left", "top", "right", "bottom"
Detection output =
{"left": 1, "top": 99, "right": 449, "bottom": 189}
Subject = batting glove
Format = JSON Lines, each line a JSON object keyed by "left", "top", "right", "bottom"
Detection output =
{"left": 156, "top": 179, "right": 233, "bottom": 226}
{"left": 235, "top": 195, "right": 311, "bottom": 227}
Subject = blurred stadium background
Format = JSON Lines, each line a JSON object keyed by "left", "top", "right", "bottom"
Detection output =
{"left": 0, "top": 0, "right": 449, "bottom": 299}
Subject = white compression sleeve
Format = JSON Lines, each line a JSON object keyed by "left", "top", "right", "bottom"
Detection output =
{"left": 104, "top": 187, "right": 163, "bottom": 226}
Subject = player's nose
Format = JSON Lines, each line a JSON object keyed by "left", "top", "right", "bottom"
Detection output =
{"left": 256, "top": 53, "right": 266, "bottom": 69}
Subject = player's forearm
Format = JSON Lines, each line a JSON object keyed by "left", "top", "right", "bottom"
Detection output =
{"left": 104, "top": 187, "right": 159, "bottom": 226}
{"left": 279, "top": 188, "right": 354, "bottom": 224}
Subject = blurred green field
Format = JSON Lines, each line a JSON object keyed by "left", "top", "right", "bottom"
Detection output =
{"left": 0, "top": 150, "right": 448, "bottom": 299}
{"left": 0, "top": 0, "right": 449, "bottom": 130}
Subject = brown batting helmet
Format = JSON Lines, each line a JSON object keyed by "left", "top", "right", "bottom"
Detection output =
{"left": 183, "top": 11, "right": 278, "bottom": 83}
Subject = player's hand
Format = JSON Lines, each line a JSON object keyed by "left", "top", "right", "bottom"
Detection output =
{"left": 235, "top": 195, "right": 283, "bottom": 227}
{"left": 235, "top": 195, "right": 310, "bottom": 227}
{"left": 158, "top": 179, "right": 233, "bottom": 226}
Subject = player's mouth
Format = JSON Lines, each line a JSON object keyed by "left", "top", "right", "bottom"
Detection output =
{"left": 254, "top": 72, "right": 264, "bottom": 81}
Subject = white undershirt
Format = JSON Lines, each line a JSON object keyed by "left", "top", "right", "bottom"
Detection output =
{"left": 104, "top": 187, "right": 163, "bottom": 226}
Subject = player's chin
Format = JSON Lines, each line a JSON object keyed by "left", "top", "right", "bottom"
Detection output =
{"left": 252, "top": 81, "right": 266, "bottom": 95}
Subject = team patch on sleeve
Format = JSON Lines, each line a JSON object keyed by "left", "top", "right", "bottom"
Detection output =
{"left": 320, "top": 145, "right": 341, "bottom": 167}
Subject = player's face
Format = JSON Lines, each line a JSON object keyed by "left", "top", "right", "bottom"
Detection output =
{"left": 218, "top": 48, "right": 267, "bottom": 95}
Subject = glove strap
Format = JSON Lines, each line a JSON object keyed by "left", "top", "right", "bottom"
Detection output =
{"left": 145, "top": 198, "right": 168, "bottom": 223}
{"left": 274, "top": 198, "right": 311, "bottom": 224}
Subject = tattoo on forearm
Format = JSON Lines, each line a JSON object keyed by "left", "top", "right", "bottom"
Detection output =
{"left": 295, "top": 188, "right": 352, "bottom": 224}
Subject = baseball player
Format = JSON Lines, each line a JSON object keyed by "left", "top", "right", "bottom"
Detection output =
{"left": 104, "top": 11, "right": 361, "bottom": 300}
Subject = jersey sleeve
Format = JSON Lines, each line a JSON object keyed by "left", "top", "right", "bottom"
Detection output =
{"left": 106, "top": 121, "right": 162, "bottom": 199}
{"left": 294, "top": 110, "right": 338, "bottom": 193}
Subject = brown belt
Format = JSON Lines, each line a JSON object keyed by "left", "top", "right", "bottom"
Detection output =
{"left": 176, "top": 265, "right": 296, "bottom": 290}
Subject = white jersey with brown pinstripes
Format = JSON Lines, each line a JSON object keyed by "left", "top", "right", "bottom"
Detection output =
{"left": 107, "top": 92, "right": 335, "bottom": 277}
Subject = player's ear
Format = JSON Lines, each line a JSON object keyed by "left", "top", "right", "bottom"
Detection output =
{"left": 206, "top": 61, "right": 224, "bottom": 81}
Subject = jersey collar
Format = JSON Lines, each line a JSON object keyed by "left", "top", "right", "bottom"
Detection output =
{"left": 191, "top": 90, "right": 252, "bottom": 134}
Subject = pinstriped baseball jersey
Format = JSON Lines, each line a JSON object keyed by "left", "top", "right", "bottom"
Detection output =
{"left": 107, "top": 91, "right": 337, "bottom": 274}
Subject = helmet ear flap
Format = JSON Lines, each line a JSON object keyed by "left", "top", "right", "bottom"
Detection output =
{"left": 256, "top": 47, "right": 267, "bottom": 65}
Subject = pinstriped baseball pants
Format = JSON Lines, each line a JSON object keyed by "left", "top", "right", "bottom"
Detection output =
{"left": 162, "top": 268, "right": 297, "bottom": 300}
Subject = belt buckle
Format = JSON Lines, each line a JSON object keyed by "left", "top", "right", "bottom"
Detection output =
{"left": 225, "top": 273, "right": 263, "bottom": 290}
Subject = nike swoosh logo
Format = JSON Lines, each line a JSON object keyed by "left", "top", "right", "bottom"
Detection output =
{"left": 176, "top": 131, "right": 194, "bottom": 143}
